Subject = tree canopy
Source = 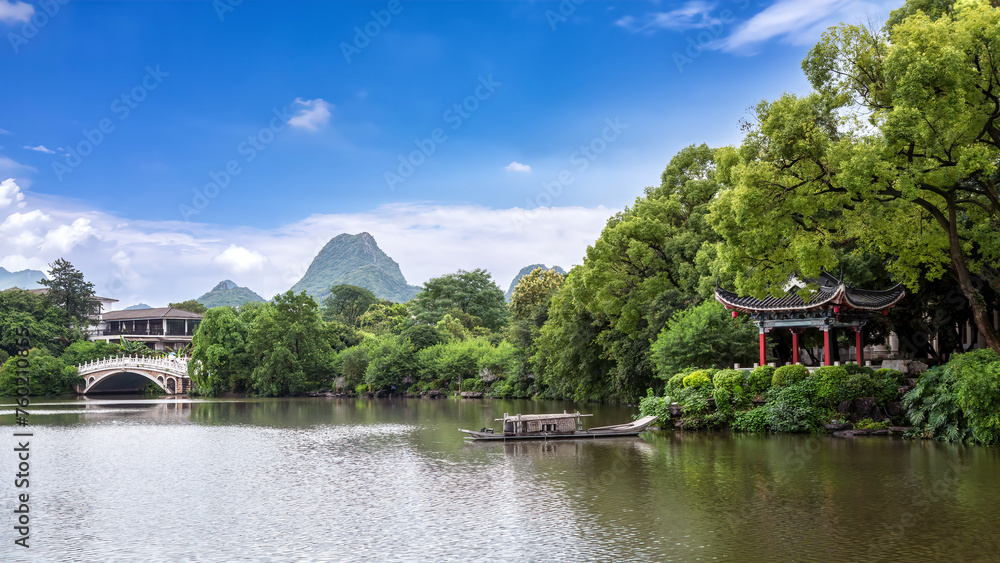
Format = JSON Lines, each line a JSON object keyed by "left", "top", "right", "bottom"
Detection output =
{"left": 712, "top": 0, "right": 1000, "bottom": 352}
{"left": 410, "top": 268, "right": 509, "bottom": 331}
{"left": 38, "top": 258, "right": 99, "bottom": 328}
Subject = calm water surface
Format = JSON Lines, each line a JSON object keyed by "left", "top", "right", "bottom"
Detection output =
{"left": 1, "top": 396, "right": 999, "bottom": 562}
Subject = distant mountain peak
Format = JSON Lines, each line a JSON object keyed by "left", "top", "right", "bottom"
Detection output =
{"left": 212, "top": 279, "right": 240, "bottom": 291}
{"left": 124, "top": 303, "right": 153, "bottom": 310}
{"left": 289, "top": 232, "right": 420, "bottom": 302}
{"left": 0, "top": 267, "right": 47, "bottom": 291}
{"left": 196, "top": 280, "right": 265, "bottom": 308}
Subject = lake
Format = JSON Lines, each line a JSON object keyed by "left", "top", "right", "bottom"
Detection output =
{"left": 2, "top": 396, "right": 999, "bottom": 562}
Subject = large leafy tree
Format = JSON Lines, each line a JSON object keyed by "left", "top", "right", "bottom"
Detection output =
{"left": 0, "top": 288, "right": 73, "bottom": 356}
{"left": 411, "top": 268, "right": 509, "bottom": 331}
{"left": 535, "top": 144, "right": 725, "bottom": 401}
{"left": 322, "top": 284, "right": 378, "bottom": 327}
{"left": 712, "top": 0, "right": 1000, "bottom": 352}
{"left": 188, "top": 306, "right": 252, "bottom": 395}
{"left": 38, "top": 258, "right": 99, "bottom": 328}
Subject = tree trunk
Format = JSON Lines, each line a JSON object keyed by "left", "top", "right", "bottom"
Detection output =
{"left": 947, "top": 199, "right": 1000, "bottom": 353}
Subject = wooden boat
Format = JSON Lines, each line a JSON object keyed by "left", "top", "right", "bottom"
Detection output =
{"left": 459, "top": 411, "right": 657, "bottom": 441}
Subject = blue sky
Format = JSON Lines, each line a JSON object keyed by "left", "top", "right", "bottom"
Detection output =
{"left": 0, "top": 0, "right": 902, "bottom": 305}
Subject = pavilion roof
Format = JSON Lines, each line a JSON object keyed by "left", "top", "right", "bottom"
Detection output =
{"left": 715, "top": 273, "right": 905, "bottom": 313}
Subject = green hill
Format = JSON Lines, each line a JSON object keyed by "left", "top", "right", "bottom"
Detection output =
{"left": 196, "top": 280, "right": 266, "bottom": 308}
{"left": 505, "top": 264, "right": 566, "bottom": 301}
{"left": 289, "top": 232, "right": 421, "bottom": 302}
{"left": 0, "top": 267, "right": 46, "bottom": 290}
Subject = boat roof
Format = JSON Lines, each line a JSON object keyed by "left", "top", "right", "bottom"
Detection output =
{"left": 495, "top": 412, "right": 593, "bottom": 422}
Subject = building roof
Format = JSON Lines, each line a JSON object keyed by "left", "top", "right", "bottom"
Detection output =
{"left": 102, "top": 307, "right": 203, "bottom": 321}
{"left": 715, "top": 273, "right": 905, "bottom": 313}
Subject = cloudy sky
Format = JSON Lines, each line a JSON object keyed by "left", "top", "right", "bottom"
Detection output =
{"left": 0, "top": 0, "right": 902, "bottom": 306}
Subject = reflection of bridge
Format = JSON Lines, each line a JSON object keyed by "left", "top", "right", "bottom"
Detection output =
{"left": 77, "top": 356, "right": 191, "bottom": 395}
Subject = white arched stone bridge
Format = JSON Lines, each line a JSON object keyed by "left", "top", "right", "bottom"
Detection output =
{"left": 77, "top": 356, "right": 192, "bottom": 395}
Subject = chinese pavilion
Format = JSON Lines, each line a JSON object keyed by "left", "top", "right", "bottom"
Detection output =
{"left": 715, "top": 272, "right": 906, "bottom": 367}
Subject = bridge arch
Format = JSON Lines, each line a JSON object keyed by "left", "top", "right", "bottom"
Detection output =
{"left": 77, "top": 356, "right": 191, "bottom": 395}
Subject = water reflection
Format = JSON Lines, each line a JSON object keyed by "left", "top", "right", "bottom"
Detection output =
{"left": 1, "top": 397, "right": 999, "bottom": 562}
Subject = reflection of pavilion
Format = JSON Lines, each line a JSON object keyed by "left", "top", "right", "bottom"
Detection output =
{"left": 716, "top": 273, "right": 906, "bottom": 367}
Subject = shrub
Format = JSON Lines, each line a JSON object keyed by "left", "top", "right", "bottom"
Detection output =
{"left": 844, "top": 363, "right": 875, "bottom": 376}
{"left": 667, "top": 373, "right": 688, "bottom": 394}
{"left": 903, "top": 366, "right": 970, "bottom": 442}
{"left": 772, "top": 364, "right": 809, "bottom": 387}
{"left": 462, "top": 378, "right": 485, "bottom": 393}
{"left": 676, "top": 386, "right": 712, "bottom": 416}
{"left": 731, "top": 407, "right": 768, "bottom": 433}
{"left": 855, "top": 418, "right": 889, "bottom": 431}
{"left": 763, "top": 380, "right": 827, "bottom": 433}
{"left": 638, "top": 389, "right": 671, "bottom": 426}
{"left": 871, "top": 371, "right": 901, "bottom": 405}
{"left": 813, "top": 366, "right": 849, "bottom": 409}
{"left": 748, "top": 365, "right": 775, "bottom": 397}
{"left": 354, "top": 384, "right": 368, "bottom": 395}
{"left": 875, "top": 367, "right": 905, "bottom": 384}
{"left": 844, "top": 373, "right": 877, "bottom": 402}
{"left": 712, "top": 369, "right": 749, "bottom": 410}
{"left": 683, "top": 370, "right": 714, "bottom": 389}
{"left": 950, "top": 349, "right": 1000, "bottom": 445}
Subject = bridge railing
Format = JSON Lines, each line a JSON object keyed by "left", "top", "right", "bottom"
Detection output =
{"left": 78, "top": 355, "right": 191, "bottom": 377}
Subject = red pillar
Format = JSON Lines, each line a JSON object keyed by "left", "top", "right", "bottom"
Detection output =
{"left": 759, "top": 330, "right": 767, "bottom": 366}
{"left": 823, "top": 328, "right": 832, "bottom": 366}
{"left": 791, "top": 330, "right": 801, "bottom": 365}
{"left": 855, "top": 327, "right": 864, "bottom": 365}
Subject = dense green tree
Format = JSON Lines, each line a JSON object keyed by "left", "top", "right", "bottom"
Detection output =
{"left": 322, "top": 284, "right": 379, "bottom": 326}
{"left": 411, "top": 269, "right": 509, "bottom": 331}
{"left": 401, "top": 324, "right": 445, "bottom": 350}
{"left": 363, "top": 335, "right": 417, "bottom": 390}
{"left": 712, "top": 0, "right": 1000, "bottom": 352}
{"left": 650, "top": 300, "right": 759, "bottom": 378}
{"left": 0, "top": 348, "right": 81, "bottom": 396}
{"left": 59, "top": 339, "right": 123, "bottom": 367}
{"left": 357, "top": 301, "right": 411, "bottom": 334}
{"left": 246, "top": 291, "right": 336, "bottom": 396}
{"left": 510, "top": 268, "right": 566, "bottom": 321}
{"left": 168, "top": 299, "right": 208, "bottom": 314}
{"left": 38, "top": 258, "right": 99, "bottom": 328}
{"left": 188, "top": 306, "right": 252, "bottom": 395}
{"left": 535, "top": 144, "right": 725, "bottom": 401}
{"left": 0, "top": 288, "right": 73, "bottom": 356}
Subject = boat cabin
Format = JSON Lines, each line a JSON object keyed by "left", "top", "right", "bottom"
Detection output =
{"left": 496, "top": 412, "right": 593, "bottom": 435}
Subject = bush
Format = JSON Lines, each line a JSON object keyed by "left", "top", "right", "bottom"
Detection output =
{"left": 712, "top": 369, "right": 749, "bottom": 410}
{"left": 871, "top": 371, "right": 901, "bottom": 405}
{"left": 676, "top": 386, "right": 712, "bottom": 416}
{"left": 354, "top": 384, "right": 368, "bottom": 395}
{"left": 763, "top": 380, "right": 827, "bottom": 433}
{"left": 844, "top": 363, "right": 875, "bottom": 376}
{"left": 844, "top": 373, "right": 877, "bottom": 402}
{"left": 813, "top": 366, "right": 849, "bottom": 409}
{"left": 638, "top": 389, "right": 671, "bottom": 426}
{"left": 855, "top": 418, "right": 889, "bottom": 430}
{"left": 748, "top": 365, "right": 775, "bottom": 397}
{"left": 950, "top": 349, "right": 1000, "bottom": 445}
{"left": 683, "top": 370, "right": 714, "bottom": 389}
{"left": 772, "top": 364, "right": 809, "bottom": 387}
{"left": 462, "top": 378, "right": 486, "bottom": 393}
{"left": 666, "top": 368, "right": 699, "bottom": 393}
{"left": 875, "top": 367, "right": 905, "bottom": 385}
{"left": 903, "top": 366, "right": 969, "bottom": 442}
{"left": 0, "top": 349, "right": 82, "bottom": 396}
{"left": 731, "top": 407, "right": 768, "bottom": 433}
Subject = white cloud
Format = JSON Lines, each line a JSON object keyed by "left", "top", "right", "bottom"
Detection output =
{"left": 616, "top": 1, "right": 722, "bottom": 33}
{"left": 0, "top": 128, "right": 12, "bottom": 135}
{"left": 212, "top": 244, "right": 268, "bottom": 274}
{"left": 0, "top": 0, "right": 32, "bottom": 24}
{"left": 23, "top": 145, "right": 55, "bottom": 154}
{"left": 288, "top": 98, "right": 332, "bottom": 131}
{"left": 505, "top": 161, "right": 532, "bottom": 173}
{"left": 0, "top": 185, "right": 613, "bottom": 307}
{"left": 0, "top": 177, "right": 26, "bottom": 209}
{"left": 0, "top": 157, "right": 36, "bottom": 177}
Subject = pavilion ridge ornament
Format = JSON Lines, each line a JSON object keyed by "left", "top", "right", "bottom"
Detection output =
{"left": 715, "top": 273, "right": 905, "bottom": 367}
